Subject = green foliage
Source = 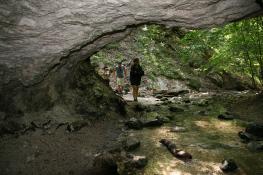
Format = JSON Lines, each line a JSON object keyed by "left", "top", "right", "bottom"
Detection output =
{"left": 175, "top": 17, "right": 263, "bottom": 88}
{"left": 91, "top": 17, "right": 263, "bottom": 88}
{"left": 134, "top": 25, "right": 183, "bottom": 80}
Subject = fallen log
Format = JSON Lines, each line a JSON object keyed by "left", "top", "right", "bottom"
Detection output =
{"left": 160, "top": 139, "right": 192, "bottom": 161}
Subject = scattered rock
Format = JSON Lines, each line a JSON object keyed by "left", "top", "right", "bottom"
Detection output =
{"left": 183, "top": 99, "right": 191, "bottom": 103}
{"left": 153, "top": 90, "right": 167, "bottom": 96}
{"left": 125, "top": 118, "right": 143, "bottom": 130}
{"left": 160, "top": 139, "right": 192, "bottom": 161}
{"left": 66, "top": 120, "right": 90, "bottom": 132}
{"left": 170, "top": 126, "right": 186, "bottom": 132}
{"left": 218, "top": 113, "right": 235, "bottom": 120}
{"left": 247, "top": 141, "right": 263, "bottom": 152}
{"left": 143, "top": 119, "right": 163, "bottom": 127}
{"left": 196, "top": 110, "right": 209, "bottom": 116}
{"left": 93, "top": 151, "right": 148, "bottom": 175}
{"left": 156, "top": 116, "right": 170, "bottom": 123}
{"left": 220, "top": 159, "right": 238, "bottom": 172}
{"left": 169, "top": 105, "right": 184, "bottom": 112}
{"left": 197, "top": 99, "right": 209, "bottom": 106}
{"left": 166, "top": 89, "right": 190, "bottom": 97}
{"left": 145, "top": 112, "right": 158, "bottom": 119}
{"left": 155, "top": 94, "right": 163, "bottom": 99}
{"left": 133, "top": 103, "right": 146, "bottom": 112}
{"left": 187, "top": 79, "right": 201, "bottom": 91}
{"left": 126, "top": 155, "right": 148, "bottom": 169}
{"left": 246, "top": 123, "right": 263, "bottom": 138}
{"left": 106, "top": 141, "right": 123, "bottom": 154}
{"left": 93, "top": 152, "right": 118, "bottom": 175}
{"left": 160, "top": 97, "right": 168, "bottom": 101}
{"left": 238, "top": 131, "right": 254, "bottom": 143}
{"left": 166, "top": 115, "right": 175, "bottom": 120}
{"left": 162, "top": 100, "right": 172, "bottom": 105}
{"left": 123, "top": 138, "right": 141, "bottom": 151}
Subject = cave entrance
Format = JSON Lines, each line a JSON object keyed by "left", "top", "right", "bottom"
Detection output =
{"left": 90, "top": 18, "right": 263, "bottom": 103}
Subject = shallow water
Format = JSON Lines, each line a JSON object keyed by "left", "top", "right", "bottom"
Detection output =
{"left": 127, "top": 98, "right": 263, "bottom": 175}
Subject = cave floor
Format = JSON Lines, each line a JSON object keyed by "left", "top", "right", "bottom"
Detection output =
{"left": 0, "top": 118, "right": 122, "bottom": 175}
{"left": 0, "top": 90, "right": 263, "bottom": 175}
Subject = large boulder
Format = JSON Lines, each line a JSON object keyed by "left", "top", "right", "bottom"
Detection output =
{"left": 125, "top": 118, "right": 143, "bottom": 130}
{"left": 247, "top": 141, "right": 263, "bottom": 152}
{"left": 246, "top": 123, "right": 263, "bottom": 138}
{"left": 123, "top": 137, "right": 141, "bottom": 151}
{"left": 143, "top": 118, "right": 163, "bottom": 127}
{"left": 220, "top": 159, "right": 238, "bottom": 172}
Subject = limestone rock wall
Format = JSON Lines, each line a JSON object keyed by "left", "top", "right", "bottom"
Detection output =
{"left": 0, "top": 0, "right": 262, "bottom": 118}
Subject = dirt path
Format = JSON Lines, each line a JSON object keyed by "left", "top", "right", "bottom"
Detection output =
{"left": 0, "top": 118, "right": 122, "bottom": 175}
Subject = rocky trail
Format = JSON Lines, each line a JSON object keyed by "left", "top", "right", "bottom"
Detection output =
{"left": 1, "top": 90, "right": 263, "bottom": 175}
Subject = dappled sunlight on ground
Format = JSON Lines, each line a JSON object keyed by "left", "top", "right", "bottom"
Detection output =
{"left": 123, "top": 93, "right": 162, "bottom": 105}
{"left": 126, "top": 102, "right": 263, "bottom": 175}
{"left": 194, "top": 118, "right": 243, "bottom": 134}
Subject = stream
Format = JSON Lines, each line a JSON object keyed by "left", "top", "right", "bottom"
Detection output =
{"left": 122, "top": 90, "right": 263, "bottom": 175}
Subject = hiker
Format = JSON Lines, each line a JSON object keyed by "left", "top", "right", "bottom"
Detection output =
{"left": 114, "top": 62, "right": 127, "bottom": 94}
{"left": 102, "top": 66, "right": 111, "bottom": 85}
{"left": 130, "top": 58, "right": 144, "bottom": 101}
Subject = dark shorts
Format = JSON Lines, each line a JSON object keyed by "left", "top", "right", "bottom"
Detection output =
{"left": 130, "top": 77, "right": 141, "bottom": 86}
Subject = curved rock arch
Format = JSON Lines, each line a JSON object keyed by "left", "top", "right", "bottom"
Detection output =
{"left": 0, "top": 0, "right": 262, "bottom": 117}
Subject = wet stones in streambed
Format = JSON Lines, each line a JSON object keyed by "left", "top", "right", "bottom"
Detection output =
{"left": 160, "top": 97, "right": 169, "bottom": 101}
{"left": 194, "top": 99, "right": 209, "bottom": 107}
{"left": 168, "top": 105, "right": 184, "bottom": 112}
{"left": 123, "top": 154, "right": 148, "bottom": 169}
{"left": 155, "top": 94, "right": 164, "bottom": 99}
{"left": 217, "top": 112, "right": 236, "bottom": 120}
{"left": 143, "top": 118, "right": 163, "bottom": 127}
{"left": 159, "top": 139, "right": 192, "bottom": 161}
{"left": 133, "top": 103, "right": 147, "bottom": 112}
{"left": 238, "top": 122, "right": 263, "bottom": 143}
{"left": 165, "top": 89, "right": 190, "bottom": 97}
{"left": 93, "top": 152, "right": 118, "bottom": 175}
{"left": 162, "top": 100, "right": 173, "bottom": 105}
{"left": 183, "top": 98, "right": 191, "bottom": 104}
{"left": 238, "top": 131, "right": 255, "bottom": 143}
{"left": 247, "top": 141, "right": 263, "bottom": 152}
{"left": 156, "top": 116, "right": 171, "bottom": 123}
{"left": 170, "top": 126, "right": 187, "bottom": 132}
{"left": 245, "top": 122, "right": 263, "bottom": 138}
{"left": 195, "top": 110, "right": 209, "bottom": 116}
{"left": 118, "top": 154, "right": 148, "bottom": 175}
{"left": 123, "top": 137, "right": 141, "bottom": 151}
{"left": 125, "top": 117, "right": 165, "bottom": 129}
{"left": 125, "top": 118, "right": 143, "bottom": 130}
{"left": 93, "top": 152, "right": 148, "bottom": 175}
{"left": 220, "top": 159, "right": 238, "bottom": 172}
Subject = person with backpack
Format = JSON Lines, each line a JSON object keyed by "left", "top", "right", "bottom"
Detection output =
{"left": 130, "top": 58, "right": 144, "bottom": 101}
{"left": 114, "top": 61, "right": 127, "bottom": 94}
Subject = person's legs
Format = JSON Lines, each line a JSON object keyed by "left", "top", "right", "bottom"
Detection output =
{"left": 132, "top": 85, "right": 136, "bottom": 101}
{"left": 132, "top": 85, "right": 139, "bottom": 101}
{"left": 117, "top": 78, "right": 124, "bottom": 94}
{"left": 135, "top": 86, "right": 139, "bottom": 99}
